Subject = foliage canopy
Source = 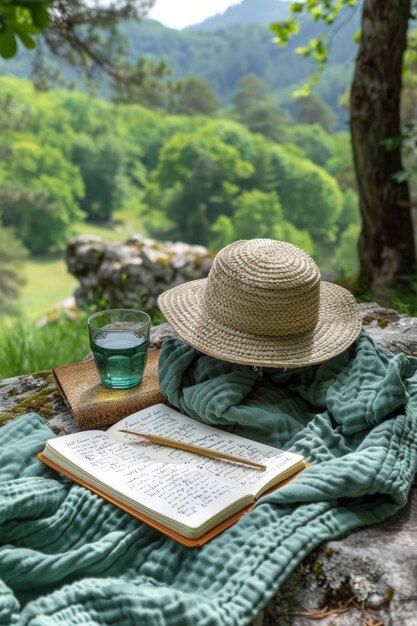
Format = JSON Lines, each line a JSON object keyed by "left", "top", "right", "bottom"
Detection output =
{"left": 0, "top": 76, "right": 360, "bottom": 308}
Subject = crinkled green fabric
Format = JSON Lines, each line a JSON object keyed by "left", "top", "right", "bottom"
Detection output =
{"left": 1, "top": 330, "right": 417, "bottom": 626}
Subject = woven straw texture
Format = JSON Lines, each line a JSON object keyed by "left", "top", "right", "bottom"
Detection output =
{"left": 53, "top": 349, "right": 165, "bottom": 430}
{"left": 158, "top": 239, "right": 362, "bottom": 368}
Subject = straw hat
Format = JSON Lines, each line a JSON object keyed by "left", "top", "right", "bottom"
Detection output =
{"left": 158, "top": 239, "right": 362, "bottom": 368}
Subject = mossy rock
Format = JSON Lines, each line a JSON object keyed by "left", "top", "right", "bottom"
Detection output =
{"left": 0, "top": 371, "right": 66, "bottom": 426}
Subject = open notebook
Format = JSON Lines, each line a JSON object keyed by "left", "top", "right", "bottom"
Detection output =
{"left": 39, "top": 403, "right": 305, "bottom": 547}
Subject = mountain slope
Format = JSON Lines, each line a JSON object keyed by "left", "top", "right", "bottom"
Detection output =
{"left": 125, "top": 6, "right": 359, "bottom": 101}
{"left": 0, "top": 2, "right": 360, "bottom": 112}
{"left": 188, "top": 0, "right": 290, "bottom": 30}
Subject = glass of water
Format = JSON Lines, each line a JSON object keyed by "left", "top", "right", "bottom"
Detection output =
{"left": 87, "top": 309, "right": 151, "bottom": 389}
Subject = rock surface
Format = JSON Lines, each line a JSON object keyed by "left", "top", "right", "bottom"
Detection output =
{"left": 1, "top": 304, "right": 416, "bottom": 626}
{"left": 66, "top": 235, "right": 214, "bottom": 311}
{"left": 252, "top": 483, "right": 417, "bottom": 626}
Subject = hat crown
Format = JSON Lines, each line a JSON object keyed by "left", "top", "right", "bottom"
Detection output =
{"left": 203, "top": 239, "right": 320, "bottom": 337}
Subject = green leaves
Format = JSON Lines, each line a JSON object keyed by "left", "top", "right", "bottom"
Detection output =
{"left": 271, "top": 1, "right": 358, "bottom": 95}
{"left": 392, "top": 169, "right": 410, "bottom": 183}
{"left": 380, "top": 135, "right": 405, "bottom": 151}
{"left": 20, "top": 0, "right": 50, "bottom": 29}
{"left": 269, "top": 19, "right": 299, "bottom": 46}
{"left": 0, "top": 21, "right": 17, "bottom": 58}
{"left": 0, "top": 0, "right": 51, "bottom": 59}
{"left": 295, "top": 37, "right": 328, "bottom": 63}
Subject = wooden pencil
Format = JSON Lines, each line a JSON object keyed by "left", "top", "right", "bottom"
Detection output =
{"left": 118, "top": 429, "right": 267, "bottom": 470}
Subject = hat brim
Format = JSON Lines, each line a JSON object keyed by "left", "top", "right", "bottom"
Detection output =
{"left": 158, "top": 279, "right": 362, "bottom": 368}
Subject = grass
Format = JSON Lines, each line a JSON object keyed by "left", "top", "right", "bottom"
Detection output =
{"left": 72, "top": 209, "right": 146, "bottom": 242}
{"left": 17, "top": 254, "right": 78, "bottom": 321}
{"left": 0, "top": 212, "right": 150, "bottom": 377}
{"left": 0, "top": 315, "right": 90, "bottom": 379}
{"left": 71, "top": 220, "right": 129, "bottom": 242}
{"left": 1, "top": 213, "right": 144, "bottom": 326}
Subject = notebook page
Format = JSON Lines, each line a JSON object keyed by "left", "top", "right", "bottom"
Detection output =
{"left": 107, "top": 404, "right": 303, "bottom": 494}
{"left": 46, "top": 431, "right": 251, "bottom": 530}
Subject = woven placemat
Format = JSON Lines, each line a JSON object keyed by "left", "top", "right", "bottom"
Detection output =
{"left": 53, "top": 349, "right": 165, "bottom": 430}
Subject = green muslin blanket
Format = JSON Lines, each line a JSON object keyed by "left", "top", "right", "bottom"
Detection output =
{"left": 1, "top": 331, "right": 417, "bottom": 626}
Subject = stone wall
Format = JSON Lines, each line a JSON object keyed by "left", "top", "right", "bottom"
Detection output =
{"left": 66, "top": 235, "right": 214, "bottom": 312}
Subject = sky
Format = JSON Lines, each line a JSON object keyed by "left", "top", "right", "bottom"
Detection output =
{"left": 147, "top": 0, "right": 243, "bottom": 30}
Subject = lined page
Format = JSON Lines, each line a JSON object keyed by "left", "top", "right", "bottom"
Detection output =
{"left": 46, "top": 431, "right": 250, "bottom": 529}
{"left": 107, "top": 404, "right": 303, "bottom": 493}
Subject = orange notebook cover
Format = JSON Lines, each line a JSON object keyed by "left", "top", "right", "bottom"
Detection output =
{"left": 38, "top": 452, "right": 306, "bottom": 548}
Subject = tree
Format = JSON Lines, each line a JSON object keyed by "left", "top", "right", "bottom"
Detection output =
{"left": 116, "top": 71, "right": 220, "bottom": 115}
{"left": 332, "top": 223, "right": 360, "bottom": 277}
{"left": 212, "top": 190, "right": 285, "bottom": 246}
{"left": 0, "top": 1, "right": 155, "bottom": 84}
{"left": 286, "top": 124, "right": 335, "bottom": 167}
{"left": 239, "top": 101, "right": 292, "bottom": 142}
{"left": 326, "top": 132, "right": 357, "bottom": 190}
{"left": 113, "top": 58, "right": 181, "bottom": 110}
{"left": 351, "top": 0, "right": 415, "bottom": 293}
{"left": 173, "top": 76, "right": 220, "bottom": 116}
{"left": 271, "top": 0, "right": 416, "bottom": 295}
{"left": 337, "top": 188, "right": 360, "bottom": 235}
{"left": 233, "top": 74, "right": 270, "bottom": 115}
{"left": 142, "top": 129, "right": 254, "bottom": 245}
{"left": 232, "top": 74, "right": 292, "bottom": 141}
{"left": 0, "top": 226, "right": 27, "bottom": 310}
{"left": 211, "top": 189, "right": 314, "bottom": 253}
{"left": 72, "top": 134, "right": 127, "bottom": 222}
{"left": 401, "top": 30, "right": 417, "bottom": 124}
{"left": 0, "top": 141, "right": 84, "bottom": 252}
{"left": 268, "top": 146, "right": 344, "bottom": 244}
{"left": 292, "top": 93, "right": 337, "bottom": 132}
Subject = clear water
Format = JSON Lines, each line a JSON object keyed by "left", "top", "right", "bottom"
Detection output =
{"left": 91, "top": 331, "right": 149, "bottom": 389}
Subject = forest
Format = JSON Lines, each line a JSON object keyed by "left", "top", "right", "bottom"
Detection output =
{"left": 1, "top": 1, "right": 358, "bottom": 111}
{"left": 0, "top": 75, "right": 358, "bottom": 270}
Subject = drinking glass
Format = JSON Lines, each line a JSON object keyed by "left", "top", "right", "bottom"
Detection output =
{"left": 88, "top": 309, "right": 151, "bottom": 389}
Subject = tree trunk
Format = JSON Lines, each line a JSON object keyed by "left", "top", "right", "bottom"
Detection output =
{"left": 351, "top": 0, "right": 415, "bottom": 297}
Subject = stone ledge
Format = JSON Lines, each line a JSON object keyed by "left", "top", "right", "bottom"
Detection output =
{"left": 1, "top": 304, "right": 416, "bottom": 625}
{"left": 66, "top": 235, "right": 214, "bottom": 312}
